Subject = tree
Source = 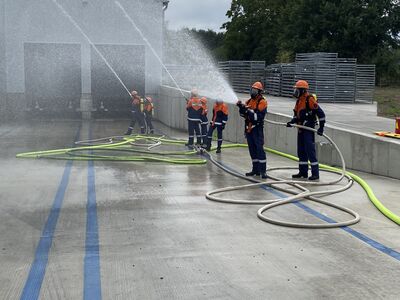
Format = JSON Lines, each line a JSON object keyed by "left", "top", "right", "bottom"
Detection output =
{"left": 222, "top": 0, "right": 400, "bottom": 81}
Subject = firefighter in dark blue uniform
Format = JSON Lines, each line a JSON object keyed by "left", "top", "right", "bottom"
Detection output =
{"left": 237, "top": 82, "right": 268, "bottom": 179}
{"left": 143, "top": 96, "right": 154, "bottom": 134}
{"left": 125, "top": 90, "right": 145, "bottom": 135}
{"left": 186, "top": 89, "right": 202, "bottom": 147}
{"left": 287, "top": 80, "right": 326, "bottom": 181}
{"left": 200, "top": 97, "right": 209, "bottom": 147}
{"left": 205, "top": 98, "right": 229, "bottom": 153}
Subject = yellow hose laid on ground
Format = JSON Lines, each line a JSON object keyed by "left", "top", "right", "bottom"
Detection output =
{"left": 16, "top": 135, "right": 207, "bottom": 165}
{"left": 214, "top": 127, "right": 400, "bottom": 226}
{"left": 268, "top": 148, "right": 400, "bottom": 225}
{"left": 16, "top": 132, "right": 399, "bottom": 225}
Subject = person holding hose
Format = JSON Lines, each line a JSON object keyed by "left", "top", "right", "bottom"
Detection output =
{"left": 205, "top": 98, "right": 229, "bottom": 153}
{"left": 287, "top": 80, "right": 326, "bottom": 181}
{"left": 125, "top": 90, "right": 145, "bottom": 135}
{"left": 200, "top": 96, "right": 209, "bottom": 147}
{"left": 186, "top": 88, "right": 202, "bottom": 147}
{"left": 143, "top": 96, "right": 154, "bottom": 134}
{"left": 237, "top": 82, "right": 268, "bottom": 179}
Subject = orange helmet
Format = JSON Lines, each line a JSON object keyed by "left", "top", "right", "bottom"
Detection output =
{"left": 294, "top": 80, "right": 309, "bottom": 89}
{"left": 252, "top": 81, "right": 264, "bottom": 91}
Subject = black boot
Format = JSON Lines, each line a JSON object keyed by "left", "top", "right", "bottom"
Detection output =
{"left": 308, "top": 175, "right": 320, "bottom": 181}
{"left": 292, "top": 173, "right": 308, "bottom": 179}
{"left": 260, "top": 173, "right": 267, "bottom": 179}
{"left": 216, "top": 147, "right": 221, "bottom": 154}
{"left": 246, "top": 171, "right": 260, "bottom": 177}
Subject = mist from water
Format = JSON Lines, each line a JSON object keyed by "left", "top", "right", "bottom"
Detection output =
{"left": 115, "top": 1, "right": 238, "bottom": 103}
{"left": 50, "top": 0, "right": 238, "bottom": 104}
{"left": 163, "top": 28, "right": 238, "bottom": 103}
{"left": 115, "top": 1, "right": 186, "bottom": 99}
{"left": 51, "top": 0, "right": 131, "bottom": 97}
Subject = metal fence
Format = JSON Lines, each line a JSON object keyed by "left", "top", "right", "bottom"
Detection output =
{"left": 218, "top": 61, "right": 265, "bottom": 93}
{"left": 265, "top": 64, "right": 281, "bottom": 96}
{"left": 356, "top": 65, "right": 376, "bottom": 103}
{"left": 264, "top": 53, "right": 375, "bottom": 103}
{"left": 161, "top": 54, "right": 375, "bottom": 103}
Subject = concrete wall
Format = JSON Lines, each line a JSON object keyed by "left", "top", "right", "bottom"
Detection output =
{"left": 3, "top": 0, "right": 163, "bottom": 115}
{"left": 156, "top": 85, "right": 400, "bottom": 180}
{"left": 0, "top": 0, "right": 5, "bottom": 119}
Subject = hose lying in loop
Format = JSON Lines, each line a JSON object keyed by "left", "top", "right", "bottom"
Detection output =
{"left": 16, "top": 135, "right": 207, "bottom": 165}
{"left": 15, "top": 127, "right": 399, "bottom": 226}
{"left": 206, "top": 121, "right": 362, "bottom": 228}
{"left": 206, "top": 155, "right": 359, "bottom": 228}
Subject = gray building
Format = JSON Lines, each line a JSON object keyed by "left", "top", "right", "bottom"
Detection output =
{"left": 0, "top": 0, "right": 168, "bottom": 119}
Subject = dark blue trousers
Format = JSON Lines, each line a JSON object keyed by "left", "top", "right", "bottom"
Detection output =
{"left": 297, "top": 130, "right": 319, "bottom": 177}
{"left": 144, "top": 112, "right": 154, "bottom": 134}
{"left": 200, "top": 115, "right": 208, "bottom": 144}
{"left": 127, "top": 111, "right": 145, "bottom": 134}
{"left": 188, "top": 120, "right": 201, "bottom": 145}
{"left": 246, "top": 126, "right": 266, "bottom": 174}
{"left": 207, "top": 125, "right": 223, "bottom": 148}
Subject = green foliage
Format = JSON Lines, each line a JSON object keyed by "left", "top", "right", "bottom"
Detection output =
{"left": 221, "top": 0, "right": 400, "bottom": 82}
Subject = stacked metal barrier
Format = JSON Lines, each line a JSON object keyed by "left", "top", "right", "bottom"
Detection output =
{"left": 161, "top": 54, "right": 375, "bottom": 103}
{"left": 265, "top": 64, "right": 281, "bottom": 96}
{"left": 335, "top": 58, "right": 357, "bottom": 103}
{"left": 264, "top": 53, "right": 375, "bottom": 103}
{"left": 218, "top": 61, "right": 266, "bottom": 93}
{"left": 356, "top": 65, "right": 376, "bottom": 103}
{"left": 280, "top": 64, "right": 296, "bottom": 97}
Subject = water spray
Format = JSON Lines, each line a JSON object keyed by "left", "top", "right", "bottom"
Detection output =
{"left": 114, "top": 1, "right": 187, "bottom": 99}
{"left": 51, "top": 0, "right": 131, "bottom": 97}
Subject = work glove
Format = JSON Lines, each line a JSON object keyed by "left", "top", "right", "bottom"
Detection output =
{"left": 222, "top": 124, "right": 225, "bottom": 130}
{"left": 317, "top": 126, "right": 324, "bottom": 136}
{"left": 239, "top": 106, "right": 247, "bottom": 116}
{"left": 236, "top": 100, "right": 243, "bottom": 107}
{"left": 286, "top": 122, "right": 293, "bottom": 127}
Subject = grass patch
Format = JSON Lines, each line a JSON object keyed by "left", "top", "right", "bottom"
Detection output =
{"left": 375, "top": 86, "right": 400, "bottom": 118}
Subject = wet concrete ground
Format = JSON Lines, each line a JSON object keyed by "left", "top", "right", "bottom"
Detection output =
{"left": 0, "top": 120, "right": 399, "bottom": 299}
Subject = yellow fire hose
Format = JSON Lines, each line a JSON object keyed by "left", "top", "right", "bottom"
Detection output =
{"left": 16, "top": 128, "right": 400, "bottom": 227}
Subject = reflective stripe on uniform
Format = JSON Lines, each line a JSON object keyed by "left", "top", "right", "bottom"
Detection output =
{"left": 214, "top": 122, "right": 222, "bottom": 125}
{"left": 299, "top": 161, "right": 308, "bottom": 165}
{"left": 188, "top": 118, "right": 201, "bottom": 122}
{"left": 252, "top": 159, "right": 259, "bottom": 162}
{"left": 259, "top": 160, "right": 267, "bottom": 163}
{"left": 310, "top": 162, "right": 319, "bottom": 166}
{"left": 319, "top": 118, "right": 325, "bottom": 122}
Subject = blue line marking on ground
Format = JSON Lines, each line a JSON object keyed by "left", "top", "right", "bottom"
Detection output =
{"left": 20, "top": 124, "right": 81, "bottom": 300}
{"left": 215, "top": 158, "right": 400, "bottom": 262}
{"left": 83, "top": 123, "right": 102, "bottom": 300}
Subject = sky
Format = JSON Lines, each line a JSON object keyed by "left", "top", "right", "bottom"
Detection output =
{"left": 164, "top": 0, "right": 232, "bottom": 32}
